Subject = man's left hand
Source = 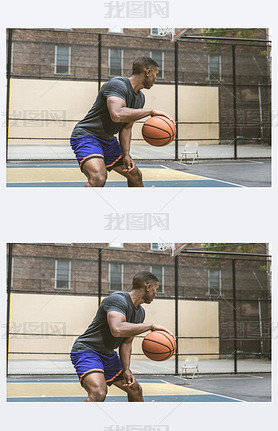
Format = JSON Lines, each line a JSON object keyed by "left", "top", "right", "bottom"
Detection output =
{"left": 122, "top": 369, "right": 135, "bottom": 386}
{"left": 122, "top": 155, "right": 135, "bottom": 172}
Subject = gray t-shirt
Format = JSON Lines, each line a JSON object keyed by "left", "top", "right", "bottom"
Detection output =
{"left": 71, "top": 291, "right": 145, "bottom": 356}
{"left": 71, "top": 77, "right": 145, "bottom": 142}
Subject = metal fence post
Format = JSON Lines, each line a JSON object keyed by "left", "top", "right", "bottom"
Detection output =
{"left": 98, "top": 34, "right": 102, "bottom": 92}
{"left": 232, "top": 44, "right": 238, "bottom": 159}
{"left": 6, "top": 28, "right": 13, "bottom": 163}
{"left": 175, "top": 254, "right": 179, "bottom": 374}
{"left": 98, "top": 249, "right": 102, "bottom": 305}
{"left": 232, "top": 258, "right": 238, "bottom": 373}
{"left": 174, "top": 41, "right": 179, "bottom": 161}
{"left": 7, "top": 243, "right": 13, "bottom": 377}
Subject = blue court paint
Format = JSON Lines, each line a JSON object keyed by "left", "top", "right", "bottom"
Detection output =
{"left": 7, "top": 394, "right": 241, "bottom": 402}
{"left": 7, "top": 164, "right": 165, "bottom": 169}
{"left": 7, "top": 180, "right": 241, "bottom": 188}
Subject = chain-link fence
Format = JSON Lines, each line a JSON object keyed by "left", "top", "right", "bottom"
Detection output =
{"left": 6, "top": 243, "right": 271, "bottom": 375}
{"left": 6, "top": 29, "right": 271, "bottom": 161}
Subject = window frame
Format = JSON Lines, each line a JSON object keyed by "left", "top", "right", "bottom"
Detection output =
{"left": 55, "top": 259, "right": 71, "bottom": 290}
{"left": 150, "top": 50, "right": 164, "bottom": 79}
{"left": 208, "top": 268, "right": 222, "bottom": 296}
{"left": 208, "top": 54, "right": 221, "bottom": 81}
{"left": 54, "top": 44, "right": 71, "bottom": 75}
{"left": 150, "top": 264, "right": 165, "bottom": 294}
{"left": 109, "top": 262, "right": 124, "bottom": 291}
{"left": 109, "top": 243, "right": 124, "bottom": 249}
{"left": 109, "top": 48, "right": 123, "bottom": 77}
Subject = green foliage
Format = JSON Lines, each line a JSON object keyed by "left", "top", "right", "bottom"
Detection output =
{"left": 202, "top": 243, "right": 258, "bottom": 267}
{"left": 201, "top": 28, "right": 257, "bottom": 52}
{"left": 202, "top": 29, "right": 256, "bottom": 39}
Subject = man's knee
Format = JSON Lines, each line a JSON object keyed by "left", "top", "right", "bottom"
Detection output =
{"left": 86, "top": 386, "right": 107, "bottom": 402}
{"left": 129, "top": 168, "right": 143, "bottom": 184}
{"left": 128, "top": 382, "right": 143, "bottom": 401}
{"left": 86, "top": 172, "right": 107, "bottom": 187}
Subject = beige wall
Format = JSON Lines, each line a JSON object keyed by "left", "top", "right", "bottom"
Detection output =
{"left": 9, "top": 78, "right": 219, "bottom": 147}
{"left": 9, "top": 293, "right": 99, "bottom": 359}
{"left": 9, "top": 294, "right": 219, "bottom": 360}
{"left": 178, "top": 300, "right": 219, "bottom": 359}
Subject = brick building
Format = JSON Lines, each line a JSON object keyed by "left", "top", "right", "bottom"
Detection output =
{"left": 7, "top": 243, "right": 271, "bottom": 358}
{"left": 7, "top": 28, "right": 271, "bottom": 148}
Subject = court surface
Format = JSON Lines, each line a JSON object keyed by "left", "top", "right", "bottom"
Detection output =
{"left": 6, "top": 162, "right": 244, "bottom": 188}
{"left": 7, "top": 373, "right": 270, "bottom": 402}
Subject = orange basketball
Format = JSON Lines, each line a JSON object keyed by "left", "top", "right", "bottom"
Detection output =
{"left": 142, "top": 330, "right": 176, "bottom": 361}
{"left": 142, "top": 116, "right": 176, "bottom": 147}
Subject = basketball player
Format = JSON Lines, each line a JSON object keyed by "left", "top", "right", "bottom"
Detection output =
{"left": 70, "top": 271, "right": 173, "bottom": 402}
{"left": 70, "top": 57, "right": 173, "bottom": 187}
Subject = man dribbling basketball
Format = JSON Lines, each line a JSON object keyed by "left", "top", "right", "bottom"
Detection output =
{"left": 70, "top": 271, "right": 173, "bottom": 402}
{"left": 70, "top": 57, "right": 173, "bottom": 187}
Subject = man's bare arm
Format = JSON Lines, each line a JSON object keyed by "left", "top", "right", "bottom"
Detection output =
{"left": 107, "top": 311, "right": 173, "bottom": 338}
{"left": 107, "top": 97, "right": 173, "bottom": 123}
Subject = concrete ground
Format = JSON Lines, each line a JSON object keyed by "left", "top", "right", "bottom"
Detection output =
{"left": 8, "top": 358, "right": 271, "bottom": 376}
{"left": 147, "top": 373, "right": 271, "bottom": 402}
{"left": 7, "top": 143, "right": 271, "bottom": 161}
{"left": 7, "top": 144, "right": 271, "bottom": 187}
{"left": 162, "top": 159, "right": 271, "bottom": 187}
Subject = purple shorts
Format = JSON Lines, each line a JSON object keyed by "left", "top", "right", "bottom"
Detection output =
{"left": 70, "top": 349, "right": 123, "bottom": 386}
{"left": 70, "top": 135, "right": 123, "bottom": 171}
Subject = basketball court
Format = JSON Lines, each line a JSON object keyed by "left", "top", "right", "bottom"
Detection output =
{"left": 7, "top": 373, "right": 270, "bottom": 402}
{"left": 6, "top": 162, "right": 244, "bottom": 187}
{"left": 6, "top": 28, "right": 271, "bottom": 187}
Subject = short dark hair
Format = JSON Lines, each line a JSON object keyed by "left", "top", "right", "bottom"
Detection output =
{"left": 132, "top": 271, "right": 159, "bottom": 290}
{"left": 132, "top": 57, "right": 159, "bottom": 75}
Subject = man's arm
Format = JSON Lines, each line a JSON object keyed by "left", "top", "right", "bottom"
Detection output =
{"left": 107, "top": 97, "right": 173, "bottom": 123}
{"left": 119, "top": 336, "right": 135, "bottom": 386}
{"left": 107, "top": 311, "right": 173, "bottom": 338}
{"left": 119, "top": 122, "right": 134, "bottom": 171}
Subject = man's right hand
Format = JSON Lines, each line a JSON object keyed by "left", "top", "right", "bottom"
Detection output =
{"left": 151, "top": 324, "right": 175, "bottom": 338}
{"left": 151, "top": 110, "right": 175, "bottom": 123}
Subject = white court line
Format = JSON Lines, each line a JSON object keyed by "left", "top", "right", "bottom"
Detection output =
{"left": 161, "top": 164, "right": 244, "bottom": 187}
{"left": 205, "top": 392, "right": 246, "bottom": 402}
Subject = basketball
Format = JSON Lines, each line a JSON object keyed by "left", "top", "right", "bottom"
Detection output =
{"left": 142, "top": 330, "right": 176, "bottom": 361}
{"left": 142, "top": 116, "right": 176, "bottom": 146}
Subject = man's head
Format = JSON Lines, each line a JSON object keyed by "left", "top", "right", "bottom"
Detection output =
{"left": 132, "top": 271, "right": 159, "bottom": 304}
{"left": 132, "top": 57, "right": 159, "bottom": 89}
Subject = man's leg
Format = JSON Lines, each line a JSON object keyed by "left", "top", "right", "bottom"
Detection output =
{"left": 82, "top": 372, "right": 108, "bottom": 402}
{"left": 113, "top": 378, "right": 144, "bottom": 402}
{"left": 112, "top": 164, "right": 144, "bottom": 187}
{"left": 82, "top": 158, "right": 108, "bottom": 187}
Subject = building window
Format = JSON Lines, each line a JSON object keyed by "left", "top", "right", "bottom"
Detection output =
{"left": 108, "top": 27, "right": 123, "bottom": 34}
{"left": 109, "top": 49, "right": 123, "bottom": 77}
{"left": 109, "top": 263, "right": 123, "bottom": 291}
{"left": 150, "top": 264, "right": 164, "bottom": 294}
{"left": 150, "top": 28, "right": 161, "bottom": 36}
{"left": 55, "top": 259, "right": 71, "bottom": 289}
{"left": 150, "top": 50, "right": 164, "bottom": 79}
{"left": 208, "top": 54, "right": 221, "bottom": 81}
{"left": 151, "top": 243, "right": 161, "bottom": 251}
{"left": 208, "top": 269, "right": 221, "bottom": 296}
{"left": 109, "top": 243, "right": 124, "bottom": 248}
{"left": 55, "top": 45, "right": 71, "bottom": 75}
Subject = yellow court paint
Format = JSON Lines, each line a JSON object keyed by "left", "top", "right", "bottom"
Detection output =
{"left": 7, "top": 381, "right": 206, "bottom": 398}
{"left": 7, "top": 167, "right": 207, "bottom": 183}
